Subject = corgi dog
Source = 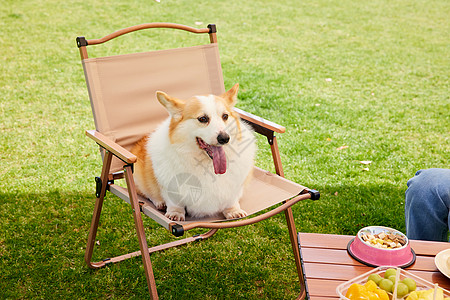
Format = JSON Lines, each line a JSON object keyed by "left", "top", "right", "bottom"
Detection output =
{"left": 131, "top": 84, "right": 256, "bottom": 221}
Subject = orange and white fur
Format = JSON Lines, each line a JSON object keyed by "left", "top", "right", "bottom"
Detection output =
{"left": 131, "top": 84, "right": 255, "bottom": 221}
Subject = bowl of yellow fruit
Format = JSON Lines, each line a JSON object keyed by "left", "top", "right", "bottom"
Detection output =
{"left": 337, "top": 266, "right": 450, "bottom": 300}
{"left": 347, "top": 226, "right": 415, "bottom": 268}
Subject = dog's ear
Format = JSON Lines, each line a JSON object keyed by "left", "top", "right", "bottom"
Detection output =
{"left": 156, "top": 91, "right": 185, "bottom": 117}
{"left": 221, "top": 83, "right": 239, "bottom": 107}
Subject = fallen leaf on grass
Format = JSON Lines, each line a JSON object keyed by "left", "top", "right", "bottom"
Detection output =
{"left": 336, "top": 145, "right": 349, "bottom": 150}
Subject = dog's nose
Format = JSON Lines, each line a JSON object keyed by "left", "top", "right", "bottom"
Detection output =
{"left": 217, "top": 132, "right": 230, "bottom": 145}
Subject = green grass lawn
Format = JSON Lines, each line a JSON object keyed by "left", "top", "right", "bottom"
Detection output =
{"left": 1, "top": 0, "right": 448, "bottom": 298}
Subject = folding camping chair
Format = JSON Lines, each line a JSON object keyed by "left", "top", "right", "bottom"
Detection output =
{"left": 76, "top": 23, "right": 319, "bottom": 299}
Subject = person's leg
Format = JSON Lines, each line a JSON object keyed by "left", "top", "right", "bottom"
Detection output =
{"left": 405, "top": 168, "right": 450, "bottom": 242}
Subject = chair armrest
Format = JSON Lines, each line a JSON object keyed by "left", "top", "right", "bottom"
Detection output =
{"left": 177, "top": 190, "right": 315, "bottom": 234}
{"left": 234, "top": 107, "right": 285, "bottom": 134}
{"left": 86, "top": 130, "right": 137, "bottom": 164}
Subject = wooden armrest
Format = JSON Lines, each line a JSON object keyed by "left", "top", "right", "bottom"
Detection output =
{"left": 234, "top": 107, "right": 285, "bottom": 134}
{"left": 86, "top": 130, "right": 137, "bottom": 164}
{"left": 178, "top": 191, "right": 313, "bottom": 233}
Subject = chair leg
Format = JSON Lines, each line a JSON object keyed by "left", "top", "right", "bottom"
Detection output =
{"left": 122, "top": 167, "right": 219, "bottom": 298}
{"left": 284, "top": 207, "right": 308, "bottom": 300}
{"left": 268, "top": 135, "right": 307, "bottom": 298}
{"left": 124, "top": 165, "right": 159, "bottom": 299}
{"left": 84, "top": 154, "right": 220, "bottom": 297}
{"left": 84, "top": 156, "right": 218, "bottom": 297}
{"left": 85, "top": 151, "right": 113, "bottom": 269}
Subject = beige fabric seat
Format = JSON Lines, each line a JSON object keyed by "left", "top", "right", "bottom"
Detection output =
{"left": 76, "top": 23, "right": 319, "bottom": 299}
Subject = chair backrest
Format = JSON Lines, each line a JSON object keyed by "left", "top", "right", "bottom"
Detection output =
{"left": 79, "top": 24, "right": 225, "bottom": 173}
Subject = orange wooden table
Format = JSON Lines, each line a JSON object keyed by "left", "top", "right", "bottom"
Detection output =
{"left": 298, "top": 232, "right": 450, "bottom": 299}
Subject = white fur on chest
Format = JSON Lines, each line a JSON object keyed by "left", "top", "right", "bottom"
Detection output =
{"left": 148, "top": 118, "right": 255, "bottom": 218}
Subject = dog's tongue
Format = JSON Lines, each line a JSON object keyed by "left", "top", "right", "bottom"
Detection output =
{"left": 211, "top": 146, "right": 227, "bottom": 174}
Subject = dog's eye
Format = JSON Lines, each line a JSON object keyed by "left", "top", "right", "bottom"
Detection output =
{"left": 222, "top": 114, "right": 229, "bottom": 121}
{"left": 197, "top": 115, "right": 209, "bottom": 124}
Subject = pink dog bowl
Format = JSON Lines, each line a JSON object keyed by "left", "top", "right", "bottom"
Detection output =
{"left": 347, "top": 226, "right": 415, "bottom": 268}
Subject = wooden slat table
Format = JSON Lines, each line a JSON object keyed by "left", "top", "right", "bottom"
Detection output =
{"left": 298, "top": 233, "right": 450, "bottom": 299}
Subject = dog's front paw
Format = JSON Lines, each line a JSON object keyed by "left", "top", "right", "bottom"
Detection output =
{"left": 223, "top": 207, "right": 248, "bottom": 219}
{"left": 152, "top": 200, "right": 166, "bottom": 211}
{"left": 165, "top": 209, "right": 185, "bottom": 221}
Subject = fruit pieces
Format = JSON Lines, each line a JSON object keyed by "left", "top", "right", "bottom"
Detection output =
{"left": 396, "top": 282, "right": 409, "bottom": 298}
{"left": 365, "top": 280, "right": 378, "bottom": 291}
{"left": 402, "top": 277, "right": 417, "bottom": 292}
{"left": 368, "top": 273, "right": 383, "bottom": 285}
{"left": 388, "top": 275, "right": 397, "bottom": 284}
{"left": 379, "top": 278, "right": 394, "bottom": 292}
{"left": 377, "top": 268, "right": 397, "bottom": 292}
{"left": 345, "top": 268, "right": 449, "bottom": 300}
{"left": 384, "top": 268, "right": 397, "bottom": 279}
{"left": 405, "top": 287, "right": 450, "bottom": 300}
{"left": 374, "top": 289, "right": 389, "bottom": 300}
{"left": 345, "top": 282, "right": 386, "bottom": 300}
{"left": 356, "top": 268, "right": 418, "bottom": 299}
{"left": 364, "top": 280, "right": 389, "bottom": 300}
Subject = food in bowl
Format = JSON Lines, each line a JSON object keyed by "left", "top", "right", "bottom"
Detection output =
{"left": 361, "top": 230, "right": 407, "bottom": 249}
